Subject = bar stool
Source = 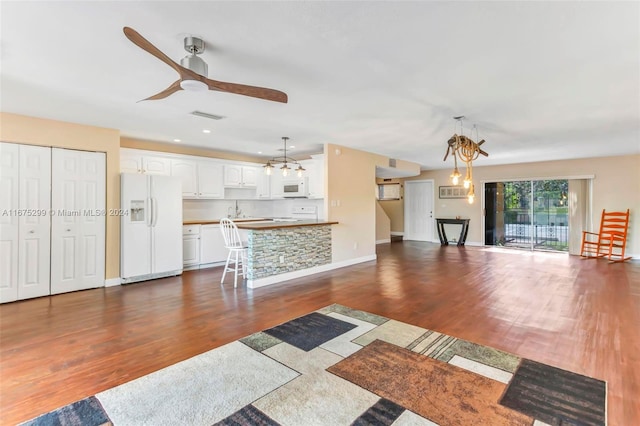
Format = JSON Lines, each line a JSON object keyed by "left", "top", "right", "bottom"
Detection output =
{"left": 219, "top": 218, "right": 248, "bottom": 287}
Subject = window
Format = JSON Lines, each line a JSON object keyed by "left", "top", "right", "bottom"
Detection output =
{"left": 377, "top": 183, "right": 401, "bottom": 200}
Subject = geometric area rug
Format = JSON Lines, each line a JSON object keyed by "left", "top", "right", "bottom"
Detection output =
{"left": 20, "top": 304, "right": 607, "bottom": 426}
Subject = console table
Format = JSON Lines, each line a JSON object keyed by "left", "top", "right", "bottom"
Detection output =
{"left": 436, "top": 218, "right": 470, "bottom": 246}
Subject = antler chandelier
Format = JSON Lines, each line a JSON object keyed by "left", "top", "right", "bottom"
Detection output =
{"left": 443, "top": 117, "right": 489, "bottom": 204}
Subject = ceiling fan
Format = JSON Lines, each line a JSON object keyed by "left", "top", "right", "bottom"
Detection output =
{"left": 122, "top": 27, "right": 288, "bottom": 103}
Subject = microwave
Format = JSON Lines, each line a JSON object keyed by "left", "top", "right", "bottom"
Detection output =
{"left": 282, "top": 177, "right": 309, "bottom": 198}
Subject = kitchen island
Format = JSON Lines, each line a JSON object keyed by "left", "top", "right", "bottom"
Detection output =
{"left": 235, "top": 220, "right": 338, "bottom": 288}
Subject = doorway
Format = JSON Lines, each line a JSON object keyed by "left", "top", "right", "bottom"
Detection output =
{"left": 484, "top": 180, "right": 569, "bottom": 252}
{"left": 404, "top": 180, "right": 434, "bottom": 241}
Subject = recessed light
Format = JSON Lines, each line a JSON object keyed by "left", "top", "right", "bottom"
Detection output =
{"left": 258, "top": 151, "right": 262, "bottom": 154}
{"left": 202, "top": 129, "right": 211, "bottom": 134}
{"left": 173, "top": 138, "right": 181, "bottom": 142}
{"left": 290, "top": 145, "right": 295, "bottom": 149}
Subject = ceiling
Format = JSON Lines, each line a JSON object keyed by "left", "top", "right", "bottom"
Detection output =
{"left": 1, "top": 1, "right": 638, "bottom": 170}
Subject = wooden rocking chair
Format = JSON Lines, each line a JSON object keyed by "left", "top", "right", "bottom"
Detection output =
{"left": 580, "top": 209, "right": 631, "bottom": 263}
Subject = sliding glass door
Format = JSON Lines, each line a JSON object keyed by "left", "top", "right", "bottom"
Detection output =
{"left": 484, "top": 180, "right": 569, "bottom": 252}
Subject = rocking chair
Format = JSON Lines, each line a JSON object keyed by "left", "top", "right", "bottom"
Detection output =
{"left": 580, "top": 209, "right": 631, "bottom": 263}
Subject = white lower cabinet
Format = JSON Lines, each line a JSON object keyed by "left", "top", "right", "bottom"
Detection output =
{"left": 200, "top": 225, "right": 228, "bottom": 265}
{"left": 183, "top": 225, "right": 201, "bottom": 267}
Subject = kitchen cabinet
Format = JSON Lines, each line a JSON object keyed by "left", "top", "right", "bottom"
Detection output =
{"left": 121, "top": 149, "right": 171, "bottom": 175}
{"left": 256, "top": 172, "right": 271, "bottom": 199}
{"left": 171, "top": 159, "right": 198, "bottom": 197}
{"left": 305, "top": 154, "right": 325, "bottom": 199}
{"left": 183, "top": 225, "right": 201, "bottom": 267}
{"left": 224, "top": 165, "right": 258, "bottom": 187}
{"left": 197, "top": 160, "right": 224, "bottom": 199}
{"left": 200, "top": 225, "right": 228, "bottom": 265}
{"left": 269, "top": 171, "right": 284, "bottom": 199}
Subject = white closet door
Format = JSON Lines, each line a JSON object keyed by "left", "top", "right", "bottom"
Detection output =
{"left": 0, "top": 143, "right": 20, "bottom": 303}
{"left": 51, "top": 149, "right": 106, "bottom": 294}
{"left": 18, "top": 145, "right": 51, "bottom": 300}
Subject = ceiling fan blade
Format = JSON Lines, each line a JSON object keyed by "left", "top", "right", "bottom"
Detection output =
{"left": 203, "top": 77, "right": 288, "bottom": 103}
{"left": 139, "top": 80, "right": 183, "bottom": 101}
{"left": 123, "top": 27, "right": 186, "bottom": 77}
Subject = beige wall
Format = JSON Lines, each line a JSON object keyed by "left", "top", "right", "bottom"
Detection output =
{"left": 398, "top": 154, "right": 640, "bottom": 256}
{"left": 375, "top": 202, "right": 391, "bottom": 242}
{"left": 122, "top": 137, "right": 281, "bottom": 163}
{"left": 376, "top": 177, "right": 405, "bottom": 233}
{"left": 0, "top": 112, "right": 121, "bottom": 279}
{"left": 326, "top": 143, "right": 388, "bottom": 262}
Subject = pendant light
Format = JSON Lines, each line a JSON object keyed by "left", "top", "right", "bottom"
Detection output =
{"left": 263, "top": 137, "right": 306, "bottom": 177}
{"left": 443, "top": 117, "right": 489, "bottom": 204}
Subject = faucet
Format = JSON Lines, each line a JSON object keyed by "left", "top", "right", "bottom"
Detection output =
{"left": 235, "top": 200, "right": 242, "bottom": 218}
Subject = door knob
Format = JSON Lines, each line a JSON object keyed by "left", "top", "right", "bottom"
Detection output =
{"left": 66, "top": 229, "right": 71, "bottom": 232}
{"left": 29, "top": 230, "right": 35, "bottom": 233}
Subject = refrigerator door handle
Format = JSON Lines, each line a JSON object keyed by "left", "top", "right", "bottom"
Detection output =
{"left": 151, "top": 197, "right": 158, "bottom": 227}
{"left": 146, "top": 197, "right": 152, "bottom": 227}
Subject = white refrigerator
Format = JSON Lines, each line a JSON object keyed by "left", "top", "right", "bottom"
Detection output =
{"left": 121, "top": 173, "right": 183, "bottom": 283}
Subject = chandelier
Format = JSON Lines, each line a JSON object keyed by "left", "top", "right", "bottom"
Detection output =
{"left": 443, "top": 117, "right": 489, "bottom": 204}
{"left": 263, "top": 137, "right": 305, "bottom": 177}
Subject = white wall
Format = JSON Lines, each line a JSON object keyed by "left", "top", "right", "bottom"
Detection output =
{"left": 183, "top": 198, "right": 325, "bottom": 221}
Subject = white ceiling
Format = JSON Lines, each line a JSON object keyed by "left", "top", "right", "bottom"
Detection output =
{"left": 1, "top": 1, "right": 638, "bottom": 170}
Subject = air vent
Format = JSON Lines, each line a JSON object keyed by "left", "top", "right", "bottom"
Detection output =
{"left": 389, "top": 158, "right": 397, "bottom": 168}
{"left": 190, "top": 110, "right": 225, "bottom": 120}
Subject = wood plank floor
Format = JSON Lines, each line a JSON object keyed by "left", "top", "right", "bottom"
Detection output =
{"left": 1, "top": 242, "right": 639, "bottom": 425}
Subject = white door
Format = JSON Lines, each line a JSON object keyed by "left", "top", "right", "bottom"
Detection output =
{"left": 51, "top": 149, "right": 106, "bottom": 294}
{"left": 0, "top": 143, "right": 20, "bottom": 302}
{"left": 223, "top": 165, "right": 242, "bottom": 186}
{"left": 404, "top": 180, "right": 434, "bottom": 241}
{"left": 120, "top": 173, "right": 151, "bottom": 280}
{"left": 183, "top": 235, "right": 200, "bottom": 266}
{"left": 18, "top": 145, "right": 51, "bottom": 300}
{"left": 150, "top": 175, "right": 183, "bottom": 274}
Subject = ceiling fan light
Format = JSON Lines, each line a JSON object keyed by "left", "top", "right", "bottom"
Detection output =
{"left": 180, "top": 79, "right": 208, "bottom": 92}
{"left": 281, "top": 164, "right": 290, "bottom": 177}
{"left": 264, "top": 162, "right": 273, "bottom": 176}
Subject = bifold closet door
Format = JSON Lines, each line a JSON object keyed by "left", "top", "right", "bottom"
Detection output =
{"left": 51, "top": 148, "right": 106, "bottom": 294}
{"left": 0, "top": 143, "right": 51, "bottom": 303}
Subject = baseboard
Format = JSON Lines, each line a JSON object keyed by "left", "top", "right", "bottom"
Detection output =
{"left": 247, "top": 254, "right": 377, "bottom": 289}
{"left": 376, "top": 239, "right": 391, "bottom": 244}
{"left": 390, "top": 232, "right": 404, "bottom": 236}
{"left": 104, "top": 277, "right": 121, "bottom": 287}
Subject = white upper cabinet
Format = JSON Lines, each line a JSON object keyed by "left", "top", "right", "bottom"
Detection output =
{"left": 301, "top": 154, "right": 325, "bottom": 199}
{"left": 171, "top": 159, "right": 198, "bottom": 197}
{"left": 270, "top": 171, "right": 284, "bottom": 199}
{"left": 121, "top": 149, "right": 171, "bottom": 175}
{"left": 197, "top": 160, "right": 224, "bottom": 199}
{"left": 256, "top": 172, "right": 271, "bottom": 199}
{"left": 224, "top": 165, "right": 258, "bottom": 187}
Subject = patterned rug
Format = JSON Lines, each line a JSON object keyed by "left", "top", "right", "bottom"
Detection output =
{"left": 22, "top": 305, "right": 607, "bottom": 426}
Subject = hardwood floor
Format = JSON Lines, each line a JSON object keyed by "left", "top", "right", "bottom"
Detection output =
{"left": 1, "top": 242, "right": 638, "bottom": 425}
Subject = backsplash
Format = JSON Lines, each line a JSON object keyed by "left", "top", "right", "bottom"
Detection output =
{"left": 182, "top": 198, "right": 324, "bottom": 221}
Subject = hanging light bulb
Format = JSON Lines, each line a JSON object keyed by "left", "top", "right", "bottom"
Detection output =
{"left": 281, "top": 163, "right": 290, "bottom": 177}
{"left": 450, "top": 167, "right": 461, "bottom": 185}
{"left": 467, "top": 184, "right": 475, "bottom": 204}
{"left": 263, "top": 161, "right": 273, "bottom": 176}
{"left": 463, "top": 166, "right": 472, "bottom": 189}
{"left": 296, "top": 164, "right": 305, "bottom": 177}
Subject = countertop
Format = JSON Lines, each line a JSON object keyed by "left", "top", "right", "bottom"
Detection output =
{"left": 183, "top": 218, "right": 270, "bottom": 225}
{"left": 236, "top": 220, "right": 338, "bottom": 230}
{"left": 183, "top": 218, "right": 338, "bottom": 229}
